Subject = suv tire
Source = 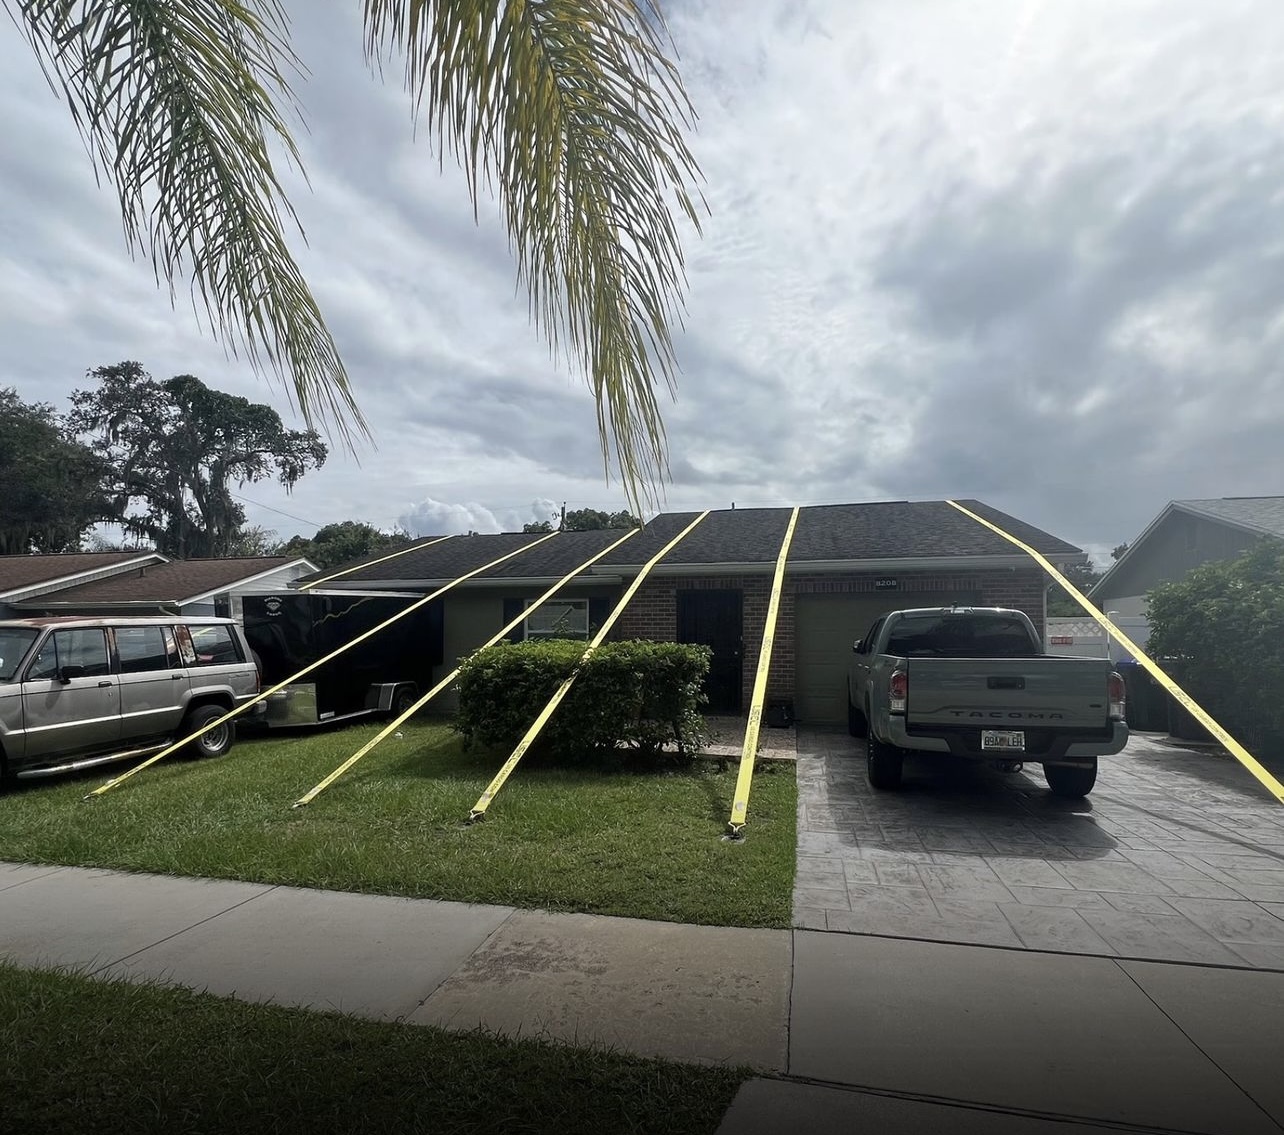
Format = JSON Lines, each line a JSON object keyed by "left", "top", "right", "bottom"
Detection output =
{"left": 866, "top": 733, "right": 904, "bottom": 790}
{"left": 1045, "top": 759, "right": 1097, "bottom": 798}
{"left": 184, "top": 704, "right": 236, "bottom": 759}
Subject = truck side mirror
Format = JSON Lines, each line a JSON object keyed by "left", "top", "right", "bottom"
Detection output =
{"left": 58, "top": 664, "right": 88, "bottom": 684}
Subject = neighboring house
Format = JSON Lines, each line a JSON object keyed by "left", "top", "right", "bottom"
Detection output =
{"left": 6, "top": 556, "right": 317, "bottom": 622}
{"left": 1091, "top": 497, "right": 1284, "bottom": 648}
{"left": 297, "top": 500, "right": 1082, "bottom": 724}
{"left": 0, "top": 550, "right": 167, "bottom": 620}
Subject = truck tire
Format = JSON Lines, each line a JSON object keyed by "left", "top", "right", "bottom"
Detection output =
{"left": 1045, "top": 759, "right": 1097, "bottom": 798}
{"left": 847, "top": 694, "right": 867, "bottom": 738}
{"left": 183, "top": 704, "right": 236, "bottom": 759}
{"left": 866, "top": 733, "right": 904, "bottom": 790}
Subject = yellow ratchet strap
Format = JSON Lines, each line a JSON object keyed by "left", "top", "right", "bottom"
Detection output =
{"left": 947, "top": 499, "right": 1284, "bottom": 804}
{"left": 727, "top": 506, "right": 800, "bottom": 838}
{"left": 467, "top": 511, "right": 711, "bottom": 822}
{"left": 292, "top": 527, "right": 641, "bottom": 807}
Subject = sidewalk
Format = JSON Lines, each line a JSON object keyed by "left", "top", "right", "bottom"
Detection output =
{"left": 2, "top": 861, "right": 1282, "bottom": 1134}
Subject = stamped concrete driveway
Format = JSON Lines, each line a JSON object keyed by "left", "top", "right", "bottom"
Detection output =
{"left": 794, "top": 729, "right": 1284, "bottom": 968}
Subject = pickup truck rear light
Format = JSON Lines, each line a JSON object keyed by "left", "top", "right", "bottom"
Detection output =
{"left": 889, "top": 670, "right": 908, "bottom": 714}
{"left": 1108, "top": 671, "right": 1126, "bottom": 720}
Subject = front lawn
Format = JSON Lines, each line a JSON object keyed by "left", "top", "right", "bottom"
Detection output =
{"left": 0, "top": 721, "right": 796, "bottom": 927}
{"left": 0, "top": 964, "right": 745, "bottom": 1135}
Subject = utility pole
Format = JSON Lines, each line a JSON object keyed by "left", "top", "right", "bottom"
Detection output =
{"left": 559, "top": 502, "right": 567, "bottom": 532}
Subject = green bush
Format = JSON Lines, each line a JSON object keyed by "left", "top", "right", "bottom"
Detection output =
{"left": 454, "top": 639, "right": 712, "bottom": 760}
{"left": 1147, "top": 540, "right": 1284, "bottom": 755}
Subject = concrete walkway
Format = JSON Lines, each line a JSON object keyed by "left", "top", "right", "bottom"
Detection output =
{"left": 3, "top": 861, "right": 1283, "bottom": 1134}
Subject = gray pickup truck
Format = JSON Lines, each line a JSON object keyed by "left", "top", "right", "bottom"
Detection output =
{"left": 847, "top": 607, "right": 1127, "bottom": 797}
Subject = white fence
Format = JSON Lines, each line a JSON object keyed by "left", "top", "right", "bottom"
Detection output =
{"left": 1046, "top": 615, "right": 1150, "bottom": 664}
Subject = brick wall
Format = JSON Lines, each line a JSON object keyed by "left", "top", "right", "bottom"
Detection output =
{"left": 612, "top": 568, "right": 1048, "bottom": 712}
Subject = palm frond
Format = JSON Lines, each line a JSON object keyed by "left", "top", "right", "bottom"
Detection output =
{"left": 363, "top": 0, "right": 703, "bottom": 507}
{"left": 7, "top": 0, "right": 366, "bottom": 442}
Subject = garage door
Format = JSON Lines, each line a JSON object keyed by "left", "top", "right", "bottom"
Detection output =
{"left": 793, "top": 592, "right": 980, "bottom": 724}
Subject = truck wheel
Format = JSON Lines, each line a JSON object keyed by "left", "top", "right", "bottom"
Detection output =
{"left": 866, "top": 734, "right": 904, "bottom": 790}
{"left": 183, "top": 704, "right": 236, "bottom": 759}
{"left": 1045, "top": 759, "right": 1097, "bottom": 798}
{"left": 847, "top": 695, "right": 867, "bottom": 738}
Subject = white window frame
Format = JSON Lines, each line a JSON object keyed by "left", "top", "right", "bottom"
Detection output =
{"left": 522, "top": 598, "right": 590, "bottom": 641}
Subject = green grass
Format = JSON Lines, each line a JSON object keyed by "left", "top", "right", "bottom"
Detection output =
{"left": 0, "top": 964, "right": 746, "bottom": 1135}
{"left": 0, "top": 721, "right": 796, "bottom": 927}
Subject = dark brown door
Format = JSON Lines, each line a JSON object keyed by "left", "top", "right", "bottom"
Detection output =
{"left": 677, "top": 590, "right": 743, "bottom": 713}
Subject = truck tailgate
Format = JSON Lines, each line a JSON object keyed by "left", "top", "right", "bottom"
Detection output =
{"left": 905, "top": 657, "right": 1114, "bottom": 730}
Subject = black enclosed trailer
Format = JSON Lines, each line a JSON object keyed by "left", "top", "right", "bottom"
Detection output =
{"left": 242, "top": 591, "right": 443, "bottom": 728}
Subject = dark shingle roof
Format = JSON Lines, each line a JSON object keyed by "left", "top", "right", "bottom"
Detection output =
{"left": 0, "top": 551, "right": 159, "bottom": 597}
{"left": 310, "top": 500, "right": 1079, "bottom": 585}
{"left": 28, "top": 557, "right": 302, "bottom": 605}
{"left": 1176, "top": 497, "right": 1284, "bottom": 538}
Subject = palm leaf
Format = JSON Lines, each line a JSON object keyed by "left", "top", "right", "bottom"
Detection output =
{"left": 363, "top": 0, "right": 703, "bottom": 505}
{"left": 7, "top": 0, "right": 366, "bottom": 441}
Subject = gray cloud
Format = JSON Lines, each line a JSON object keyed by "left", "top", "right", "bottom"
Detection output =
{"left": 3, "top": 0, "right": 1283, "bottom": 555}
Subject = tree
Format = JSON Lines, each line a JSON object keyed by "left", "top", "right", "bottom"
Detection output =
{"left": 69, "top": 362, "right": 326, "bottom": 559}
{"left": 562, "top": 508, "right": 642, "bottom": 532}
{"left": 11, "top": 1, "right": 702, "bottom": 506}
{"left": 0, "top": 387, "right": 113, "bottom": 554}
{"left": 1111, "top": 543, "right": 1129, "bottom": 561}
{"left": 522, "top": 520, "right": 555, "bottom": 534}
{"left": 1046, "top": 560, "right": 1103, "bottom": 617}
{"left": 226, "top": 525, "right": 282, "bottom": 557}
{"left": 1147, "top": 541, "right": 1284, "bottom": 751}
{"left": 280, "top": 520, "right": 415, "bottom": 570}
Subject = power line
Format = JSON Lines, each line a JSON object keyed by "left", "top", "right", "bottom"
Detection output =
{"left": 229, "top": 493, "right": 323, "bottom": 530}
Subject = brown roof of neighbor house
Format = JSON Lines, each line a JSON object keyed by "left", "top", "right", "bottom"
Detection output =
{"left": 21, "top": 557, "right": 304, "bottom": 606}
{"left": 303, "top": 499, "right": 1081, "bottom": 586}
{"left": 0, "top": 551, "right": 161, "bottom": 597}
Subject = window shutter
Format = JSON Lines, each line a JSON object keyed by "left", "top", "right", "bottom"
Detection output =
{"left": 588, "top": 597, "right": 612, "bottom": 639}
{"left": 502, "top": 598, "right": 525, "bottom": 643}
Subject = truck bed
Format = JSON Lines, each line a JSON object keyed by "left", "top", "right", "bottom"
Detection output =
{"left": 902, "top": 655, "right": 1116, "bottom": 732}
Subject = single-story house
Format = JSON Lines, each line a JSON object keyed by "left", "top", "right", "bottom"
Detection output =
{"left": 3, "top": 555, "right": 317, "bottom": 622}
{"left": 0, "top": 550, "right": 168, "bottom": 620}
{"left": 1091, "top": 496, "right": 1284, "bottom": 648}
{"left": 298, "top": 500, "right": 1082, "bottom": 725}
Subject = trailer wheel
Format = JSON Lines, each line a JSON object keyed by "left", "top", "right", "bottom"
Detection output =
{"left": 391, "top": 685, "right": 418, "bottom": 717}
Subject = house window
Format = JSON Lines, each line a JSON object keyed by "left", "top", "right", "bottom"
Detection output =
{"left": 523, "top": 599, "right": 590, "bottom": 641}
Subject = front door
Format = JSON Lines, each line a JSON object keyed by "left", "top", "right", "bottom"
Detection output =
{"left": 677, "top": 590, "right": 743, "bottom": 713}
{"left": 20, "top": 628, "right": 121, "bottom": 761}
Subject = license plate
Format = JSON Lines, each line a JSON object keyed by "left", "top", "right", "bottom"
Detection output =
{"left": 982, "top": 729, "right": 1025, "bottom": 752}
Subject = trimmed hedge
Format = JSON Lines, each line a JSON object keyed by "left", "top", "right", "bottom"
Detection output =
{"left": 454, "top": 639, "right": 712, "bottom": 759}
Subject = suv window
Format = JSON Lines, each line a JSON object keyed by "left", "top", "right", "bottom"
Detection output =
{"left": 27, "top": 628, "right": 111, "bottom": 680}
{"left": 187, "top": 624, "right": 242, "bottom": 666}
{"left": 116, "top": 626, "right": 175, "bottom": 674}
{"left": 886, "top": 614, "right": 1038, "bottom": 659}
{"left": 0, "top": 627, "right": 38, "bottom": 682}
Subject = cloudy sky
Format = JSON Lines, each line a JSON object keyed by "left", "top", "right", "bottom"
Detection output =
{"left": 2, "top": 0, "right": 1282, "bottom": 560}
